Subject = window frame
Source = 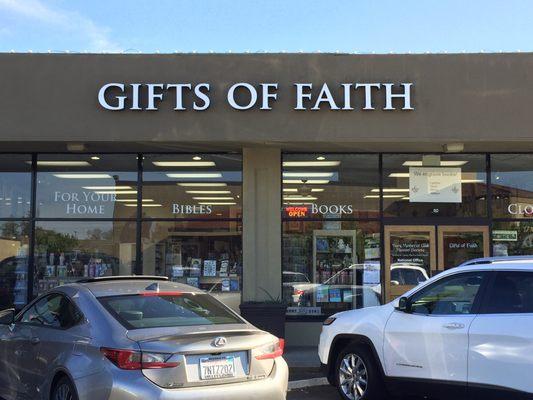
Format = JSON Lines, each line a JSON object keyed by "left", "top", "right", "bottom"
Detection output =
{"left": 478, "top": 270, "right": 533, "bottom": 315}
{"left": 405, "top": 270, "right": 491, "bottom": 316}
{"left": 16, "top": 291, "right": 85, "bottom": 330}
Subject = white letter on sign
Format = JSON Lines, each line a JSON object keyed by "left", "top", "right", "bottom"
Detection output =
{"left": 98, "top": 83, "right": 126, "bottom": 111}
{"left": 227, "top": 83, "right": 257, "bottom": 110}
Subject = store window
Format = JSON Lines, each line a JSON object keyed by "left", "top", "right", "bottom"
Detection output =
{"left": 142, "top": 154, "right": 242, "bottom": 219}
{"left": 142, "top": 220, "right": 242, "bottom": 312}
{"left": 382, "top": 154, "right": 487, "bottom": 218}
{"left": 36, "top": 154, "right": 138, "bottom": 219}
{"left": 0, "top": 155, "right": 32, "bottom": 218}
{"left": 0, "top": 221, "right": 30, "bottom": 310}
{"left": 493, "top": 221, "right": 533, "bottom": 256}
{"left": 282, "top": 220, "right": 381, "bottom": 317}
{"left": 34, "top": 221, "right": 136, "bottom": 296}
{"left": 282, "top": 154, "right": 379, "bottom": 219}
{"left": 491, "top": 154, "right": 533, "bottom": 218}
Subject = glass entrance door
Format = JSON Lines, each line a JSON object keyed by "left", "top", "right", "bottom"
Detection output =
{"left": 437, "top": 226, "right": 489, "bottom": 270}
{"left": 384, "top": 225, "right": 490, "bottom": 302}
{"left": 384, "top": 226, "right": 435, "bottom": 302}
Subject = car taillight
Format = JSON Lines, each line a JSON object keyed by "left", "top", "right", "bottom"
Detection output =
{"left": 255, "top": 338, "right": 285, "bottom": 360}
{"left": 101, "top": 348, "right": 179, "bottom": 370}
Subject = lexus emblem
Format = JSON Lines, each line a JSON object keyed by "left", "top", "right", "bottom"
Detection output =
{"left": 212, "top": 337, "right": 227, "bottom": 348}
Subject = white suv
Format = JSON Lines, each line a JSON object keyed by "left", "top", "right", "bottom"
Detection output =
{"left": 318, "top": 256, "right": 533, "bottom": 400}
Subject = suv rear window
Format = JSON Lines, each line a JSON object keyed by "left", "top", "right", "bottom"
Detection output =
{"left": 99, "top": 293, "right": 243, "bottom": 329}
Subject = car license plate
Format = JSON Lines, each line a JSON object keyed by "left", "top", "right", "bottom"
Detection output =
{"left": 199, "top": 356, "right": 235, "bottom": 380}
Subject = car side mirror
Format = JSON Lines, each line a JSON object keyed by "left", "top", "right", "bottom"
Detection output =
{"left": 396, "top": 297, "right": 411, "bottom": 313}
{"left": 0, "top": 309, "right": 15, "bottom": 325}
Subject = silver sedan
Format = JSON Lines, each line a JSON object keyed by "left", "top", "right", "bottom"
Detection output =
{"left": 0, "top": 276, "right": 288, "bottom": 400}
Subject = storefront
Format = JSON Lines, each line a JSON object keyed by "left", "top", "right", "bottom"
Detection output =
{"left": 1, "top": 52, "right": 533, "bottom": 345}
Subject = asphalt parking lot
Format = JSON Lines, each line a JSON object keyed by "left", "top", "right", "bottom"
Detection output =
{"left": 288, "top": 385, "right": 338, "bottom": 399}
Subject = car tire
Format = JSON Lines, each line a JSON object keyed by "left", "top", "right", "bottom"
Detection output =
{"left": 51, "top": 376, "right": 79, "bottom": 400}
{"left": 334, "top": 344, "right": 385, "bottom": 400}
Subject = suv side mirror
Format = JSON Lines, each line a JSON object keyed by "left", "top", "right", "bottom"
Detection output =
{"left": 0, "top": 309, "right": 15, "bottom": 325}
{"left": 396, "top": 297, "right": 411, "bottom": 313}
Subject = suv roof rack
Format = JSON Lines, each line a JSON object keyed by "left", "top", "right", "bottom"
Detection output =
{"left": 461, "top": 256, "right": 533, "bottom": 266}
{"left": 77, "top": 275, "right": 169, "bottom": 283}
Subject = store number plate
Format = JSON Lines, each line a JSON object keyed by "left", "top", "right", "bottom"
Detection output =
{"left": 199, "top": 356, "right": 235, "bottom": 380}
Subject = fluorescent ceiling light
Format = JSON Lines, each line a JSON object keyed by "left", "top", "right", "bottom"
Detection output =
{"left": 283, "top": 188, "right": 298, "bottom": 192}
{"left": 283, "top": 172, "right": 334, "bottom": 178}
{"left": 283, "top": 196, "right": 318, "bottom": 201}
{"left": 53, "top": 174, "right": 112, "bottom": 179}
{"left": 402, "top": 161, "right": 468, "bottom": 167}
{"left": 198, "top": 202, "right": 237, "bottom": 205}
{"left": 388, "top": 173, "right": 410, "bottom": 178}
{"left": 31, "top": 161, "right": 91, "bottom": 167}
{"left": 115, "top": 199, "right": 154, "bottom": 203}
{"left": 178, "top": 183, "right": 227, "bottom": 187}
{"left": 364, "top": 195, "right": 405, "bottom": 199}
{"left": 283, "top": 180, "right": 330, "bottom": 184}
{"left": 167, "top": 173, "right": 222, "bottom": 179}
{"left": 95, "top": 190, "right": 138, "bottom": 194}
{"left": 153, "top": 161, "right": 216, "bottom": 167}
{"left": 124, "top": 203, "right": 162, "bottom": 207}
{"left": 192, "top": 197, "right": 234, "bottom": 200}
{"left": 83, "top": 186, "right": 132, "bottom": 190}
{"left": 311, "top": 188, "right": 325, "bottom": 192}
{"left": 185, "top": 190, "right": 231, "bottom": 194}
{"left": 371, "top": 188, "right": 410, "bottom": 193}
{"left": 402, "top": 197, "right": 410, "bottom": 200}
{"left": 283, "top": 202, "right": 314, "bottom": 205}
{"left": 283, "top": 161, "right": 341, "bottom": 167}
{"left": 461, "top": 179, "right": 484, "bottom": 183}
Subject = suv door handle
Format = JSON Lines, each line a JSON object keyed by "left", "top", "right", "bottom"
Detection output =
{"left": 30, "top": 337, "right": 40, "bottom": 345}
{"left": 443, "top": 322, "right": 465, "bottom": 330}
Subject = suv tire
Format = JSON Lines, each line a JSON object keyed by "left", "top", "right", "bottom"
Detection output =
{"left": 51, "top": 375, "right": 78, "bottom": 400}
{"left": 334, "top": 343, "right": 385, "bottom": 400}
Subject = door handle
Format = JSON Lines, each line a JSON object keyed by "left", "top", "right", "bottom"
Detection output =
{"left": 443, "top": 322, "right": 465, "bottom": 330}
{"left": 30, "top": 337, "right": 40, "bottom": 345}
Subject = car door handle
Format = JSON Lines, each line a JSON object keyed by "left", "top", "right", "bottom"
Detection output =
{"left": 443, "top": 322, "right": 465, "bottom": 330}
{"left": 30, "top": 337, "right": 40, "bottom": 345}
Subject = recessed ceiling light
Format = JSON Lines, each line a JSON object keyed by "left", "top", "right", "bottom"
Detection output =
{"left": 192, "top": 197, "right": 234, "bottom": 201}
{"left": 311, "top": 188, "right": 325, "bottom": 192}
{"left": 283, "top": 161, "right": 340, "bottom": 167}
{"left": 198, "top": 202, "right": 237, "bottom": 205}
{"left": 53, "top": 173, "right": 112, "bottom": 179}
{"left": 402, "top": 160, "right": 467, "bottom": 167}
{"left": 371, "top": 188, "right": 410, "bottom": 193}
{"left": 283, "top": 188, "right": 298, "bottom": 192}
{"left": 283, "top": 196, "right": 318, "bottom": 201}
{"left": 388, "top": 173, "right": 410, "bottom": 178}
{"left": 316, "top": 156, "right": 326, "bottom": 160}
{"left": 178, "top": 183, "right": 228, "bottom": 187}
{"left": 95, "top": 190, "right": 138, "bottom": 195}
{"left": 91, "top": 156, "right": 100, "bottom": 160}
{"left": 153, "top": 161, "right": 215, "bottom": 167}
{"left": 83, "top": 186, "right": 132, "bottom": 190}
{"left": 167, "top": 173, "right": 222, "bottom": 179}
{"left": 283, "top": 180, "right": 330, "bottom": 184}
{"left": 124, "top": 203, "right": 162, "bottom": 207}
{"left": 461, "top": 179, "right": 484, "bottom": 183}
{"left": 115, "top": 199, "right": 154, "bottom": 202}
{"left": 364, "top": 195, "right": 405, "bottom": 199}
{"left": 193, "top": 156, "right": 202, "bottom": 160}
{"left": 186, "top": 190, "right": 231, "bottom": 194}
{"left": 32, "top": 161, "right": 91, "bottom": 166}
{"left": 283, "top": 172, "right": 334, "bottom": 178}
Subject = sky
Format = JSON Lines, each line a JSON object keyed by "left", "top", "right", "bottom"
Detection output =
{"left": 0, "top": 0, "right": 532, "bottom": 54}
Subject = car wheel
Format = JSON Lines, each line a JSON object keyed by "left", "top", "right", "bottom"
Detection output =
{"left": 334, "top": 344, "right": 384, "bottom": 400}
{"left": 51, "top": 376, "right": 78, "bottom": 400}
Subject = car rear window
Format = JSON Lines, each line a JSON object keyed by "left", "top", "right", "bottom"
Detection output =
{"left": 99, "top": 293, "right": 244, "bottom": 329}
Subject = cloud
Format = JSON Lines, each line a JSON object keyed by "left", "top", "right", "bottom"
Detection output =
{"left": 0, "top": 0, "right": 121, "bottom": 52}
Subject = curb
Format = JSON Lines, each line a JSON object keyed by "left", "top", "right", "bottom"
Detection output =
{"left": 288, "top": 377, "right": 329, "bottom": 390}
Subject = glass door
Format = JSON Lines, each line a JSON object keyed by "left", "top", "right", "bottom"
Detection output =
{"left": 437, "top": 226, "right": 489, "bottom": 270}
{"left": 384, "top": 226, "right": 436, "bottom": 302}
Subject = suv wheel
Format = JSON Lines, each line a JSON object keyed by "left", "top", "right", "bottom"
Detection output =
{"left": 334, "top": 344, "right": 384, "bottom": 400}
{"left": 51, "top": 376, "right": 78, "bottom": 400}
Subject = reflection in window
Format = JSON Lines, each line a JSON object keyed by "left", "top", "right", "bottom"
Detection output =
{"left": 36, "top": 154, "right": 138, "bottom": 218}
{"left": 382, "top": 154, "right": 487, "bottom": 218}
{"left": 0, "top": 221, "right": 29, "bottom": 310}
{"left": 282, "top": 154, "right": 379, "bottom": 219}
{"left": 0, "top": 155, "right": 32, "bottom": 218}
{"left": 491, "top": 154, "right": 533, "bottom": 218}
{"left": 142, "top": 221, "right": 242, "bottom": 312}
{"left": 142, "top": 154, "right": 242, "bottom": 219}
{"left": 34, "top": 221, "right": 135, "bottom": 296}
{"left": 282, "top": 221, "right": 381, "bottom": 316}
{"left": 493, "top": 221, "right": 533, "bottom": 256}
